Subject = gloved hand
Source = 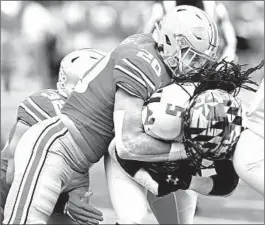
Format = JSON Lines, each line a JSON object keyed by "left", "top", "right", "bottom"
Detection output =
{"left": 64, "top": 190, "right": 103, "bottom": 225}
{"left": 143, "top": 160, "right": 195, "bottom": 197}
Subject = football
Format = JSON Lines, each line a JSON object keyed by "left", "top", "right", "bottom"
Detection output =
{"left": 142, "top": 83, "right": 194, "bottom": 141}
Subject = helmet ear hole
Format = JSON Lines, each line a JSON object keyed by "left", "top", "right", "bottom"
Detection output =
{"left": 165, "top": 35, "right": 171, "bottom": 45}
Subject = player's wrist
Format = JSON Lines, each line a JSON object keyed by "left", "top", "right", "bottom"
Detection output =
{"left": 168, "top": 142, "right": 188, "bottom": 161}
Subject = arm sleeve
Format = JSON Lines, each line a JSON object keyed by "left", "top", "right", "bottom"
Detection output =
{"left": 17, "top": 103, "right": 39, "bottom": 126}
{"left": 209, "top": 160, "right": 239, "bottom": 196}
{"left": 113, "top": 56, "right": 158, "bottom": 101}
{"left": 16, "top": 93, "right": 56, "bottom": 126}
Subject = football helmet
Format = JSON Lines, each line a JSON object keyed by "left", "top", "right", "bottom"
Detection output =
{"left": 183, "top": 89, "right": 244, "bottom": 168}
{"left": 152, "top": 5, "right": 219, "bottom": 77}
{"left": 57, "top": 48, "right": 106, "bottom": 97}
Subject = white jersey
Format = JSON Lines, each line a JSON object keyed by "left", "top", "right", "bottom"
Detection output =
{"left": 246, "top": 79, "right": 264, "bottom": 138}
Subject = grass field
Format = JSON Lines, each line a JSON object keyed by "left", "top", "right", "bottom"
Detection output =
{"left": 1, "top": 58, "right": 264, "bottom": 224}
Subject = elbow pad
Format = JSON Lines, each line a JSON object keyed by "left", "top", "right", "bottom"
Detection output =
{"left": 209, "top": 160, "right": 239, "bottom": 196}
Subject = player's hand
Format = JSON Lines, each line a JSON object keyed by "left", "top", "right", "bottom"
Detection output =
{"left": 153, "top": 161, "right": 195, "bottom": 197}
{"left": 65, "top": 191, "right": 103, "bottom": 224}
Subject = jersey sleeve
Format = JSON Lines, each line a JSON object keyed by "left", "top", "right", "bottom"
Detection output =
{"left": 17, "top": 96, "right": 52, "bottom": 126}
{"left": 113, "top": 48, "right": 159, "bottom": 101}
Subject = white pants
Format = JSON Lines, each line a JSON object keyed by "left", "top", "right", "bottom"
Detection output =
{"left": 104, "top": 156, "right": 197, "bottom": 224}
{"left": 4, "top": 117, "right": 90, "bottom": 224}
{"left": 233, "top": 129, "right": 264, "bottom": 196}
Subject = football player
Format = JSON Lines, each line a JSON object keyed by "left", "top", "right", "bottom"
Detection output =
{"left": 233, "top": 79, "right": 264, "bottom": 196}
{"left": 3, "top": 6, "right": 219, "bottom": 224}
{"left": 107, "top": 87, "right": 241, "bottom": 224}
{"left": 1, "top": 48, "right": 104, "bottom": 224}
{"left": 107, "top": 59, "right": 264, "bottom": 223}
{"left": 105, "top": 83, "right": 199, "bottom": 224}
{"left": 140, "top": 0, "right": 237, "bottom": 62}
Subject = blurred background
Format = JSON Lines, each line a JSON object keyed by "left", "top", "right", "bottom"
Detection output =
{"left": 1, "top": 1, "right": 264, "bottom": 224}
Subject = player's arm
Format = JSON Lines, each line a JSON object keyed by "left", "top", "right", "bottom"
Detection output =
{"left": 3, "top": 122, "right": 30, "bottom": 185}
{"left": 6, "top": 97, "right": 43, "bottom": 160}
{"left": 113, "top": 88, "right": 187, "bottom": 162}
{"left": 218, "top": 3, "right": 237, "bottom": 61}
{"left": 140, "top": 3, "right": 164, "bottom": 33}
{"left": 1, "top": 121, "right": 30, "bottom": 160}
{"left": 188, "top": 160, "right": 239, "bottom": 196}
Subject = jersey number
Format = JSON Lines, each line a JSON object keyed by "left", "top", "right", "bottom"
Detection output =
{"left": 137, "top": 50, "right": 161, "bottom": 77}
{"left": 52, "top": 100, "right": 64, "bottom": 115}
{"left": 41, "top": 92, "right": 64, "bottom": 115}
{"left": 165, "top": 104, "right": 185, "bottom": 118}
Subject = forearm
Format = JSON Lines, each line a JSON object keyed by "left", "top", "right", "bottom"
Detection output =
{"left": 114, "top": 110, "right": 187, "bottom": 162}
{"left": 222, "top": 21, "right": 237, "bottom": 51}
{"left": 122, "top": 134, "right": 187, "bottom": 162}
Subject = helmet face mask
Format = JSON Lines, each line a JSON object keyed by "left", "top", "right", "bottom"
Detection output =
{"left": 153, "top": 5, "right": 219, "bottom": 78}
{"left": 164, "top": 37, "right": 216, "bottom": 75}
{"left": 183, "top": 89, "right": 244, "bottom": 169}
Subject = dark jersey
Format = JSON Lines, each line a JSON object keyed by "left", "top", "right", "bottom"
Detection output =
{"left": 17, "top": 89, "right": 66, "bottom": 126}
{"left": 61, "top": 33, "right": 173, "bottom": 163}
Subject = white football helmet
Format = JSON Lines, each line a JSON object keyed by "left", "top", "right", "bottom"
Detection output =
{"left": 142, "top": 83, "right": 195, "bottom": 141}
{"left": 57, "top": 48, "right": 106, "bottom": 97}
{"left": 152, "top": 5, "right": 219, "bottom": 76}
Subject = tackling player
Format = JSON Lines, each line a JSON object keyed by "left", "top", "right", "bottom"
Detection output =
{"left": 140, "top": 0, "right": 237, "bottom": 62}
{"left": 233, "top": 79, "right": 264, "bottom": 196}
{"left": 3, "top": 6, "right": 219, "bottom": 224}
{"left": 108, "top": 59, "right": 264, "bottom": 223}
{"left": 1, "top": 48, "right": 104, "bottom": 224}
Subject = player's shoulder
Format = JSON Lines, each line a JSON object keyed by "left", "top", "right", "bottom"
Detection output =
{"left": 113, "top": 33, "right": 166, "bottom": 76}
{"left": 112, "top": 34, "right": 156, "bottom": 58}
{"left": 30, "top": 89, "right": 65, "bottom": 101}
{"left": 112, "top": 33, "right": 172, "bottom": 99}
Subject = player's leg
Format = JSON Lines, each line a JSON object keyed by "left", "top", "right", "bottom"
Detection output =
{"left": 1, "top": 127, "right": 17, "bottom": 215}
{"left": 104, "top": 155, "right": 149, "bottom": 224}
{"left": 233, "top": 129, "right": 264, "bottom": 196}
{"left": 147, "top": 189, "right": 197, "bottom": 224}
{"left": 3, "top": 117, "right": 71, "bottom": 224}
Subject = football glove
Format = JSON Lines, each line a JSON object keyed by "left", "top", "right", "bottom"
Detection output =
{"left": 64, "top": 189, "right": 103, "bottom": 225}
{"left": 143, "top": 160, "right": 195, "bottom": 197}
{"left": 114, "top": 149, "right": 199, "bottom": 197}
